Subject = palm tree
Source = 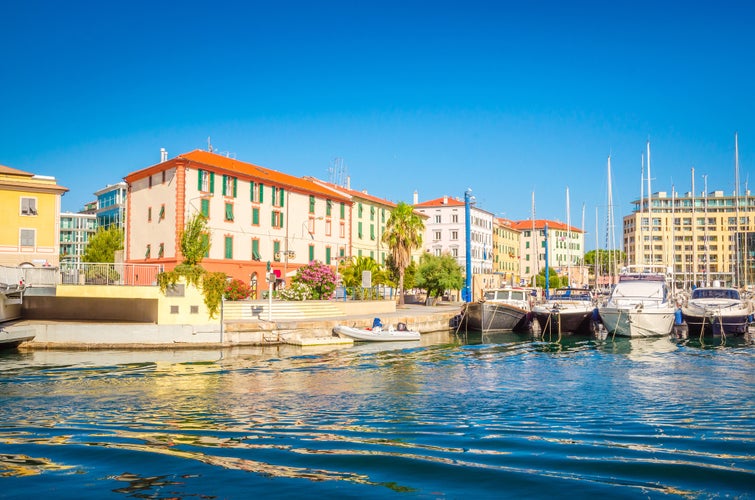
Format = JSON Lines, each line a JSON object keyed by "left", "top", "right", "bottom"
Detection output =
{"left": 382, "top": 201, "right": 424, "bottom": 304}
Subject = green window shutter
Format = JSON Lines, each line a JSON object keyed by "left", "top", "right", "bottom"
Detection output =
{"left": 252, "top": 239, "right": 260, "bottom": 260}
{"left": 325, "top": 247, "right": 331, "bottom": 265}
{"left": 358, "top": 222, "right": 363, "bottom": 238}
{"left": 210, "top": 172, "right": 215, "bottom": 193}
{"left": 201, "top": 199, "right": 209, "bottom": 217}
{"left": 271, "top": 186, "right": 277, "bottom": 205}
{"left": 279, "top": 188, "right": 285, "bottom": 207}
{"left": 309, "top": 245, "right": 314, "bottom": 262}
{"left": 252, "top": 207, "right": 259, "bottom": 225}
{"left": 259, "top": 183, "right": 264, "bottom": 203}
{"left": 273, "top": 241, "right": 280, "bottom": 255}
{"left": 370, "top": 224, "right": 375, "bottom": 239}
{"left": 309, "top": 195, "right": 315, "bottom": 213}
{"left": 225, "top": 203, "right": 234, "bottom": 221}
{"left": 271, "top": 211, "right": 276, "bottom": 226}
{"left": 340, "top": 202, "right": 345, "bottom": 218}
{"left": 198, "top": 170, "right": 203, "bottom": 191}
{"left": 222, "top": 175, "right": 227, "bottom": 196}
{"left": 250, "top": 182, "right": 254, "bottom": 201}
{"left": 225, "top": 236, "right": 233, "bottom": 259}
{"left": 326, "top": 199, "right": 332, "bottom": 216}
{"left": 358, "top": 203, "right": 363, "bottom": 217}
{"left": 233, "top": 177, "right": 238, "bottom": 198}
{"left": 280, "top": 212, "right": 284, "bottom": 228}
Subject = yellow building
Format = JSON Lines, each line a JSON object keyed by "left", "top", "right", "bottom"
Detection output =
{"left": 0, "top": 165, "right": 68, "bottom": 267}
{"left": 493, "top": 217, "right": 521, "bottom": 285}
{"left": 624, "top": 189, "right": 755, "bottom": 288}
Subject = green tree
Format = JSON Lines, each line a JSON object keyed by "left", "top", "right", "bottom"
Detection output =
{"left": 583, "top": 249, "right": 626, "bottom": 276}
{"left": 416, "top": 253, "right": 464, "bottom": 299}
{"left": 180, "top": 213, "right": 211, "bottom": 266}
{"left": 382, "top": 202, "right": 425, "bottom": 304}
{"left": 535, "top": 267, "right": 569, "bottom": 289}
{"left": 82, "top": 226, "right": 123, "bottom": 263}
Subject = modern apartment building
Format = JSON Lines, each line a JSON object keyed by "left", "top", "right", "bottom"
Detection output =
{"left": 624, "top": 189, "right": 755, "bottom": 287}
{"left": 0, "top": 164, "right": 68, "bottom": 267}
{"left": 95, "top": 182, "right": 128, "bottom": 230}
{"left": 493, "top": 217, "right": 521, "bottom": 285}
{"left": 512, "top": 219, "right": 585, "bottom": 286}
{"left": 415, "top": 194, "right": 494, "bottom": 276}
{"left": 60, "top": 212, "right": 97, "bottom": 264}
{"left": 124, "top": 150, "right": 351, "bottom": 293}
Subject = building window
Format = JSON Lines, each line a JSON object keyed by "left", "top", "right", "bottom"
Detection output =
{"left": 309, "top": 244, "right": 315, "bottom": 262}
{"left": 198, "top": 170, "right": 214, "bottom": 193}
{"left": 370, "top": 206, "right": 375, "bottom": 221}
{"left": 370, "top": 225, "right": 375, "bottom": 240}
{"left": 452, "top": 214, "right": 458, "bottom": 223}
{"left": 340, "top": 202, "right": 345, "bottom": 219}
{"left": 309, "top": 195, "right": 316, "bottom": 213}
{"left": 358, "top": 222, "right": 363, "bottom": 239}
{"left": 273, "top": 240, "right": 281, "bottom": 261}
{"left": 252, "top": 207, "right": 260, "bottom": 225}
{"left": 158, "top": 243, "right": 164, "bottom": 258}
{"left": 325, "top": 247, "right": 332, "bottom": 265}
{"left": 222, "top": 175, "right": 237, "bottom": 197}
{"left": 272, "top": 210, "right": 283, "bottom": 228}
{"left": 20, "top": 198, "right": 37, "bottom": 216}
{"left": 225, "top": 203, "right": 234, "bottom": 221}
{"left": 452, "top": 247, "right": 458, "bottom": 257}
{"left": 19, "top": 229, "right": 35, "bottom": 247}
{"left": 149, "top": 175, "right": 153, "bottom": 189}
{"left": 451, "top": 230, "right": 458, "bottom": 240}
{"left": 434, "top": 230, "right": 441, "bottom": 241}
{"left": 435, "top": 215, "right": 441, "bottom": 223}
{"left": 272, "top": 186, "right": 285, "bottom": 207}
{"left": 251, "top": 181, "right": 263, "bottom": 203}
{"left": 201, "top": 199, "right": 210, "bottom": 218}
{"left": 162, "top": 170, "right": 166, "bottom": 183}
{"left": 326, "top": 219, "right": 332, "bottom": 236}
{"left": 145, "top": 244, "right": 151, "bottom": 259}
{"left": 147, "top": 207, "right": 152, "bottom": 222}
{"left": 224, "top": 236, "right": 233, "bottom": 259}
{"left": 252, "top": 238, "right": 260, "bottom": 260}
{"left": 201, "top": 234, "right": 209, "bottom": 258}
{"left": 340, "top": 221, "right": 346, "bottom": 238}
{"left": 326, "top": 199, "right": 332, "bottom": 216}
{"left": 159, "top": 205, "right": 165, "bottom": 220}
{"left": 358, "top": 203, "right": 363, "bottom": 218}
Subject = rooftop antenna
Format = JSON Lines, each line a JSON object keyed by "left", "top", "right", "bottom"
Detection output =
{"left": 208, "top": 136, "right": 214, "bottom": 153}
{"left": 329, "top": 157, "right": 349, "bottom": 187}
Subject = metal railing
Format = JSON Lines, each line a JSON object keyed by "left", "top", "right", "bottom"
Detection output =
{"left": 58, "top": 262, "right": 164, "bottom": 286}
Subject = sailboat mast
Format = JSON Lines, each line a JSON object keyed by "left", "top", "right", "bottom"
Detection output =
{"left": 735, "top": 132, "right": 742, "bottom": 287}
{"left": 691, "top": 167, "right": 696, "bottom": 287}
{"left": 640, "top": 152, "right": 645, "bottom": 266}
{"left": 647, "top": 140, "right": 653, "bottom": 267}
{"left": 532, "top": 191, "right": 537, "bottom": 287}
{"left": 606, "top": 155, "right": 616, "bottom": 280}
{"left": 566, "top": 186, "right": 571, "bottom": 287}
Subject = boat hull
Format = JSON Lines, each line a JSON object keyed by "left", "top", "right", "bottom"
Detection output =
{"left": 599, "top": 307, "right": 676, "bottom": 338}
{"left": 332, "top": 325, "right": 420, "bottom": 342}
{"left": 533, "top": 307, "right": 595, "bottom": 335}
{"left": 0, "top": 331, "right": 35, "bottom": 349}
{"left": 682, "top": 310, "right": 750, "bottom": 336}
{"left": 462, "top": 302, "right": 530, "bottom": 333}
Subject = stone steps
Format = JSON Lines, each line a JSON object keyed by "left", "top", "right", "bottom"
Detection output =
{"left": 222, "top": 300, "right": 346, "bottom": 321}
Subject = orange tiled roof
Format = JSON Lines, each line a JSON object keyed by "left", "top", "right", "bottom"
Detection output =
{"left": 125, "top": 150, "right": 351, "bottom": 202}
{"left": 414, "top": 196, "right": 465, "bottom": 208}
{"left": 510, "top": 219, "right": 583, "bottom": 233}
{"left": 310, "top": 178, "right": 397, "bottom": 207}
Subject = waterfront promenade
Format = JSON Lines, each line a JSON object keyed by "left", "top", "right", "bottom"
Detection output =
{"left": 5, "top": 302, "right": 461, "bottom": 349}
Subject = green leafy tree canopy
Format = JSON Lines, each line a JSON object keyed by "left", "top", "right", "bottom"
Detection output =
{"left": 416, "top": 253, "right": 464, "bottom": 298}
{"left": 82, "top": 226, "right": 124, "bottom": 263}
{"left": 382, "top": 201, "right": 424, "bottom": 304}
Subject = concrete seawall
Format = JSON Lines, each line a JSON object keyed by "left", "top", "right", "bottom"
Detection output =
{"left": 7, "top": 304, "right": 460, "bottom": 349}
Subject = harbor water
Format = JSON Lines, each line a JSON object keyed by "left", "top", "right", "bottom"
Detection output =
{"left": 1, "top": 330, "right": 753, "bottom": 498}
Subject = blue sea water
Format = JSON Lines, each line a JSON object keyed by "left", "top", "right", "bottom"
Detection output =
{"left": 0, "top": 330, "right": 753, "bottom": 499}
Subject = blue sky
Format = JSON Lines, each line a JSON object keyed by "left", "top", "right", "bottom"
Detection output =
{"left": 3, "top": 1, "right": 754, "bottom": 249}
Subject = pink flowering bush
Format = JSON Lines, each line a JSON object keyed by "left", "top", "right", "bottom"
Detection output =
{"left": 224, "top": 278, "right": 252, "bottom": 301}
{"left": 292, "top": 261, "right": 337, "bottom": 300}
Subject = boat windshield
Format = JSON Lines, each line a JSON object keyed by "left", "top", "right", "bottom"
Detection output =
{"left": 483, "top": 289, "right": 528, "bottom": 302}
{"left": 551, "top": 289, "right": 591, "bottom": 301}
{"left": 691, "top": 288, "right": 740, "bottom": 300}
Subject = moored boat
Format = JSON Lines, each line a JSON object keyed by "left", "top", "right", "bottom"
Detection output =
{"left": 332, "top": 323, "right": 420, "bottom": 342}
{"left": 682, "top": 286, "right": 751, "bottom": 336}
{"left": 460, "top": 287, "right": 533, "bottom": 333}
{"left": 598, "top": 268, "right": 676, "bottom": 338}
{"left": 0, "top": 327, "right": 34, "bottom": 349}
{"left": 532, "top": 288, "right": 596, "bottom": 335}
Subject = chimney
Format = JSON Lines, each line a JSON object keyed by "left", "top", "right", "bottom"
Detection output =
{"left": 413, "top": 190, "right": 418, "bottom": 204}
{"left": 346, "top": 176, "right": 351, "bottom": 190}
{"left": 160, "top": 148, "right": 168, "bottom": 162}
{"left": 443, "top": 195, "right": 448, "bottom": 205}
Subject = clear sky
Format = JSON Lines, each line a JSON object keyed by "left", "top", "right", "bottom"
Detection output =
{"left": 3, "top": 1, "right": 754, "bottom": 249}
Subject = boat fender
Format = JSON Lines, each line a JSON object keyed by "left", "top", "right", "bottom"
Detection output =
{"left": 591, "top": 308, "right": 600, "bottom": 322}
{"left": 674, "top": 308, "right": 683, "bottom": 325}
{"left": 397, "top": 322, "right": 407, "bottom": 331}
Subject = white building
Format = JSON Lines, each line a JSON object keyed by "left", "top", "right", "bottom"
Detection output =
{"left": 414, "top": 194, "right": 494, "bottom": 276}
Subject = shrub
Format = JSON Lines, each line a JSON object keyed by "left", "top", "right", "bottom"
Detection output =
{"left": 224, "top": 279, "right": 251, "bottom": 300}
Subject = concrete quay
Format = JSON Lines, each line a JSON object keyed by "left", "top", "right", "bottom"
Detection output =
{"left": 6, "top": 303, "right": 461, "bottom": 350}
